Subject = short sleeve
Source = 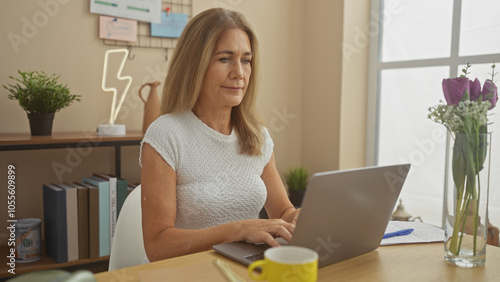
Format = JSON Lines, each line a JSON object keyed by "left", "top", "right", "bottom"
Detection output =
{"left": 261, "top": 126, "right": 274, "bottom": 165}
{"left": 139, "top": 116, "right": 178, "bottom": 171}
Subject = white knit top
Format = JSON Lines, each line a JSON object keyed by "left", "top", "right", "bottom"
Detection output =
{"left": 140, "top": 110, "right": 273, "bottom": 229}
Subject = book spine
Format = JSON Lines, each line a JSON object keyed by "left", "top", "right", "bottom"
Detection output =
{"left": 83, "top": 177, "right": 110, "bottom": 257}
{"left": 117, "top": 178, "right": 128, "bottom": 217}
{"left": 77, "top": 186, "right": 89, "bottom": 259}
{"left": 88, "top": 187, "right": 100, "bottom": 259}
{"left": 109, "top": 177, "right": 117, "bottom": 246}
{"left": 43, "top": 185, "right": 68, "bottom": 263}
{"left": 98, "top": 182, "right": 110, "bottom": 256}
{"left": 65, "top": 187, "right": 79, "bottom": 261}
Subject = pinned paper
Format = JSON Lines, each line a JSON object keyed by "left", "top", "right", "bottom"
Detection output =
{"left": 99, "top": 16, "right": 137, "bottom": 42}
{"left": 90, "top": 0, "right": 162, "bottom": 23}
{"left": 151, "top": 12, "right": 188, "bottom": 38}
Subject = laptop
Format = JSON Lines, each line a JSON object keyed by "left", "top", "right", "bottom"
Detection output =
{"left": 213, "top": 163, "right": 411, "bottom": 268}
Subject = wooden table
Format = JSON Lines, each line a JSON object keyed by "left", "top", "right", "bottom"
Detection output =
{"left": 94, "top": 243, "right": 500, "bottom": 281}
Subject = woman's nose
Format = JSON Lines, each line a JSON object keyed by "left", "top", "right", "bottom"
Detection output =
{"left": 230, "top": 61, "right": 244, "bottom": 79}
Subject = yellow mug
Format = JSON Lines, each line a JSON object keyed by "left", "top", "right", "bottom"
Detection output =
{"left": 248, "top": 246, "right": 318, "bottom": 282}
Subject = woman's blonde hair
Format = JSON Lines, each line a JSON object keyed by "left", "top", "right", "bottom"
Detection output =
{"left": 160, "top": 8, "right": 264, "bottom": 156}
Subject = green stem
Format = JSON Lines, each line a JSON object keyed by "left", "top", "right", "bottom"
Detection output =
{"left": 468, "top": 130, "right": 482, "bottom": 256}
{"left": 472, "top": 140, "right": 482, "bottom": 256}
{"left": 449, "top": 183, "right": 465, "bottom": 255}
{"left": 472, "top": 197, "right": 478, "bottom": 256}
{"left": 457, "top": 194, "right": 471, "bottom": 253}
{"left": 449, "top": 132, "right": 479, "bottom": 256}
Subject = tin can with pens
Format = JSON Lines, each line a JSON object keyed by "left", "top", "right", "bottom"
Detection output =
{"left": 15, "top": 218, "right": 42, "bottom": 263}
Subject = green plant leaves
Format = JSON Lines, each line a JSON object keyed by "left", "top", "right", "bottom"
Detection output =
{"left": 284, "top": 166, "right": 309, "bottom": 191}
{"left": 3, "top": 70, "right": 81, "bottom": 114}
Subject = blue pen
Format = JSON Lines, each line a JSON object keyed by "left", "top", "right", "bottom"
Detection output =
{"left": 383, "top": 228, "right": 414, "bottom": 239}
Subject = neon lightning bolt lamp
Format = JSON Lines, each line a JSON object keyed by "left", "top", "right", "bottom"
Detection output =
{"left": 97, "top": 49, "right": 132, "bottom": 136}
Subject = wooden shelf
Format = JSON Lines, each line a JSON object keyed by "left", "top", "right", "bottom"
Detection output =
{"left": 0, "top": 131, "right": 143, "bottom": 177}
{"left": 0, "top": 131, "right": 143, "bottom": 278}
{"left": 0, "top": 131, "right": 143, "bottom": 148}
{"left": 0, "top": 244, "right": 109, "bottom": 278}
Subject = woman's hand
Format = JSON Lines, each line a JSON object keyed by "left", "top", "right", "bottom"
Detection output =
{"left": 237, "top": 219, "right": 295, "bottom": 247}
{"left": 291, "top": 208, "right": 301, "bottom": 226}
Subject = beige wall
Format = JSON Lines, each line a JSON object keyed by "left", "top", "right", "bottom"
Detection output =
{"left": 340, "top": 0, "right": 370, "bottom": 169}
{"left": 301, "top": 0, "right": 370, "bottom": 173}
{"left": 0, "top": 0, "right": 369, "bottom": 245}
{"left": 302, "top": 0, "right": 344, "bottom": 173}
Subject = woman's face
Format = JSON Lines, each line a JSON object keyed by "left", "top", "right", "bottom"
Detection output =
{"left": 198, "top": 28, "right": 252, "bottom": 110}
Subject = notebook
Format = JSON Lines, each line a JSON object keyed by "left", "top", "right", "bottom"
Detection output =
{"left": 213, "top": 164, "right": 411, "bottom": 268}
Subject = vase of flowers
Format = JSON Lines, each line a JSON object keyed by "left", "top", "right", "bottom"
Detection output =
{"left": 428, "top": 63, "right": 497, "bottom": 268}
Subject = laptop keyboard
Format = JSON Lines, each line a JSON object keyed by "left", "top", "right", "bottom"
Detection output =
{"left": 244, "top": 252, "right": 264, "bottom": 262}
{"left": 243, "top": 238, "right": 289, "bottom": 262}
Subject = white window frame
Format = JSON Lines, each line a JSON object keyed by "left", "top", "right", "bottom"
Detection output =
{"left": 366, "top": 0, "right": 500, "bottom": 226}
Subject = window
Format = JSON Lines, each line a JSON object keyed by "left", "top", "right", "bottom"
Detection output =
{"left": 368, "top": 0, "right": 500, "bottom": 227}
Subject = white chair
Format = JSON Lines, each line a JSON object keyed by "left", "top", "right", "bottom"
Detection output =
{"left": 108, "top": 185, "right": 148, "bottom": 271}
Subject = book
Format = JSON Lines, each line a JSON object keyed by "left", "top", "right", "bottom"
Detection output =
{"left": 54, "top": 183, "right": 79, "bottom": 262}
{"left": 94, "top": 172, "right": 128, "bottom": 217}
{"left": 93, "top": 173, "right": 117, "bottom": 244}
{"left": 72, "top": 182, "right": 90, "bottom": 260}
{"left": 116, "top": 177, "right": 128, "bottom": 217}
{"left": 80, "top": 182, "right": 100, "bottom": 259}
{"left": 42, "top": 184, "right": 68, "bottom": 263}
{"left": 82, "top": 176, "right": 110, "bottom": 257}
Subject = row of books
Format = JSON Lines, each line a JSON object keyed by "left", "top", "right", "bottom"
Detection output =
{"left": 42, "top": 173, "right": 138, "bottom": 263}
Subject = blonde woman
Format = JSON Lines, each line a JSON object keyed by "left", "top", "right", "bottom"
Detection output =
{"left": 140, "top": 8, "right": 299, "bottom": 261}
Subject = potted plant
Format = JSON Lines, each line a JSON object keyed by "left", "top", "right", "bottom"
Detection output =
{"left": 284, "top": 165, "right": 309, "bottom": 207}
{"left": 3, "top": 70, "right": 81, "bottom": 136}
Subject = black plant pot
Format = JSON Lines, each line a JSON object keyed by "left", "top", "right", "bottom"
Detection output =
{"left": 289, "top": 190, "right": 306, "bottom": 208}
{"left": 28, "top": 113, "right": 55, "bottom": 136}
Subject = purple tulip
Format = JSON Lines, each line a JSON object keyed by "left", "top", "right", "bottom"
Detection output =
{"left": 469, "top": 78, "right": 482, "bottom": 101}
{"left": 482, "top": 79, "right": 498, "bottom": 109}
{"left": 442, "top": 77, "right": 470, "bottom": 106}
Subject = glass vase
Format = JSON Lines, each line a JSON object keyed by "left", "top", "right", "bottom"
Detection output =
{"left": 444, "top": 131, "right": 491, "bottom": 268}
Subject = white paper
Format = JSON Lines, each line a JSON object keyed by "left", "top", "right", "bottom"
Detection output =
{"left": 90, "top": 0, "right": 162, "bottom": 23}
{"left": 380, "top": 221, "right": 444, "bottom": 246}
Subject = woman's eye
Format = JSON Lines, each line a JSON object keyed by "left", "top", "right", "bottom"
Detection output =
{"left": 242, "top": 58, "right": 252, "bottom": 65}
{"left": 219, "top": 57, "right": 230, "bottom": 63}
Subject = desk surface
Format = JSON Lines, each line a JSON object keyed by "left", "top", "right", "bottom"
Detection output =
{"left": 95, "top": 243, "right": 500, "bottom": 281}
